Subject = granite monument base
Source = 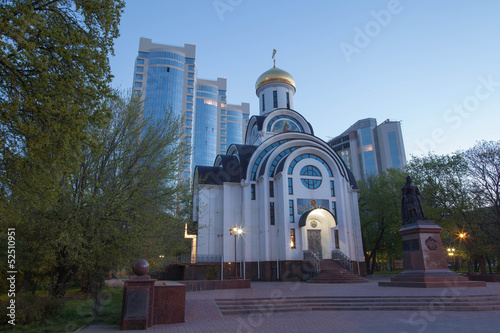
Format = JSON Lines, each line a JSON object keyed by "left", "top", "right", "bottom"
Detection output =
{"left": 379, "top": 220, "right": 486, "bottom": 288}
{"left": 121, "top": 276, "right": 156, "bottom": 330}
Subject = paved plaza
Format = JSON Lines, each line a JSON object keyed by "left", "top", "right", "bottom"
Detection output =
{"left": 82, "top": 275, "right": 500, "bottom": 333}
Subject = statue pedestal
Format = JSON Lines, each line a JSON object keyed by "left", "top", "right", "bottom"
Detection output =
{"left": 379, "top": 220, "right": 486, "bottom": 288}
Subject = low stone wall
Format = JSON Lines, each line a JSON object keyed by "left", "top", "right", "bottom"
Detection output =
{"left": 467, "top": 273, "right": 500, "bottom": 282}
{"left": 179, "top": 279, "right": 251, "bottom": 292}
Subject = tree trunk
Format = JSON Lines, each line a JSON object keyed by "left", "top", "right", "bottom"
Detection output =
{"left": 50, "top": 266, "right": 74, "bottom": 298}
{"left": 486, "top": 255, "right": 493, "bottom": 274}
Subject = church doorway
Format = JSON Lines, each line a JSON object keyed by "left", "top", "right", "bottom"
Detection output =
{"left": 307, "top": 229, "right": 322, "bottom": 259}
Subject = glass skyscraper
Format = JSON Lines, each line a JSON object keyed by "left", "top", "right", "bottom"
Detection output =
{"left": 327, "top": 118, "right": 406, "bottom": 182}
{"left": 133, "top": 38, "right": 249, "bottom": 180}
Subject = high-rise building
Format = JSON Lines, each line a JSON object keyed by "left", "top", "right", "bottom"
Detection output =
{"left": 192, "top": 78, "right": 250, "bottom": 168}
{"left": 132, "top": 38, "right": 249, "bottom": 179}
{"left": 327, "top": 118, "right": 406, "bottom": 182}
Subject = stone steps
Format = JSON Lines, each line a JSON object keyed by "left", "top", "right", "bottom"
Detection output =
{"left": 214, "top": 295, "right": 500, "bottom": 315}
{"left": 307, "top": 259, "right": 368, "bottom": 284}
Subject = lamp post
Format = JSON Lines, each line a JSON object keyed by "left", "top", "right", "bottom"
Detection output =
{"left": 229, "top": 226, "right": 242, "bottom": 277}
{"left": 447, "top": 248, "right": 455, "bottom": 270}
{"left": 459, "top": 232, "right": 472, "bottom": 273}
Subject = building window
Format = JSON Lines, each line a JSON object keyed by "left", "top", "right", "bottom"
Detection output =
{"left": 186, "top": 111, "right": 193, "bottom": 118}
{"left": 290, "top": 229, "right": 296, "bottom": 249}
{"left": 188, "top": 72, "right": 194, "bottom": 78}
{"left": 188, "top": 65, "right": 195, "bottom": 70}
{"left": 186, "top": 58, "right": 195, "bottom": 64}
{"left": 221, "top": 123, "right": 226, "bottom": 128}
{"left": 138, "top": 52, "right": 148, "bottom": 58}
{"left": 135, "top": 74, "right": 143, "bottom": 79}
{"left": 186, "top": 103, "right": 193, "bottom": 109}
{"left": 330, "top": 180, "right": 335, "bottom": 197}
{"left": 136, "top": 59, "right": 145, "bottom": 64}
{"left": 220, "top": 144, "right": 226, "bottom": 149}
{"left": 185, "top": 137, "right": 191, "bottom": 143}
{"left": 289, "top": 200, "right": 294, "bottom": 223}
{"left": 286, "top": 92, "right": 290, "bottom": 109}
{"left": 188, "top": 80, "right": 194, "bottom": 86}
{"left": 183, "top": 172, "right": 190, "bottom": 178}
{"left": 187, "top": 95, "right": 193, "bottom": 101}
{"left": 332, "top": 201, "right": 337, "bottom": 219}
{"left": 269, "top": 181, "right": 274, "bottom": 197}
{"left": 219, "top": 90, "right": 226, "bottom": 95}
{"left": 251, "top": 184, "right": 256, "bottom": 200}
{"left": 273, "top": 90, "right": 278, "bottom": 108}
{"left": 186, "top": 120, "right": 192, "bottom": 126}
{"left": 300, "top": 165, "right": 322, "bottom": 189}
{"left": 302, "top": 179, "right": 321, "bottom": 189}
{"left": 301, "top": 165, "right": 321, "bottom": 176}
{"left": 221, "top": 116, "right": 226, "bottom": 121}
{"left": 221, "top": 137, "right": 226, "bottom": 142}
{"left": 388, "top": 131, "right": 402, "bottom": 169}
{"left": 288, "top": 178, "right": 293, "bottom": 195}
{"left": 262, "top": 93, "right": 265, "bottom": 112}
{"left": 270, "top": 202, "right": 275, "bottom": 225}
{"left": 187, "top": 88, "right": 194, "bottom": 93}
{"left": 334, "top": 229, "right": 340, "bottom": 249}
{"left": 136, "top": 66, "right": 143, "bottom": 72}
{"left": 134, "top": 82, "right": 142, "bottom": 87}
{"left": 221, "top": 130, "right": 226, "bottom": 135}
{"left": 185, "top": 128, "right": 192, "bottom": 134}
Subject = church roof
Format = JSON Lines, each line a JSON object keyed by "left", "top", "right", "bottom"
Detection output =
{"left": 255, "top": 67, "right": 296, "bottom": 91}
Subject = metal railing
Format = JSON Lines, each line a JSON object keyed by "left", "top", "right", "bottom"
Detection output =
{"left": 179, "top": 254, "right": 222, "bottom": 264}
{"left": 303, "top": 250, "right": 320, "bottom": 276}
{"left": 331, "top": 250, "right": 353, "bottom": 272}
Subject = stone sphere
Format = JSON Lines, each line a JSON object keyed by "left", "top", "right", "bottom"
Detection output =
{"left": 132, "top": 259, "right": 150, "bottom": 276}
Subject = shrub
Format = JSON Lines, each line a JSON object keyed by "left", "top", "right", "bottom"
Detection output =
{"left": 0, "top": 293, "right": 64, "bottom": 326}
{"left": 206, "top": 265, "right": 218, "bottom": 280}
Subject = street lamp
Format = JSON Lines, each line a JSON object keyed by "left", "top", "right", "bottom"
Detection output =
{"left": 229, "top": 226, "right": 243, "bottom": 277}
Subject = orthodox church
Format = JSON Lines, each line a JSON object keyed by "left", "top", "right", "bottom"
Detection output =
{"left": 192, "top": 65, "right": 366, "bottom": 280}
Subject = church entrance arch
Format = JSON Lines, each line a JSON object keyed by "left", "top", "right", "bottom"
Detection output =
{"left": 299, "top": 208, "right": 337, "bottom": 259}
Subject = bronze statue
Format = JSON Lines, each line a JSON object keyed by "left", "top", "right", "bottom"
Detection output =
{"left": 401, "top": 176, "right": 425, "bottom": 224}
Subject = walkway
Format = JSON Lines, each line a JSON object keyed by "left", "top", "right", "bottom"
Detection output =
{"left": 81, "top": 275, "right": 500, "bottom": 333}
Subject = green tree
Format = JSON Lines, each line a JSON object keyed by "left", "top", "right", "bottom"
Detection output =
{"left": 407, "top": 144, "right": 500, "bottom": 274}
{"left": 464, "top": 140, "right": 500, "bottom": 272}
{"left": 358, "top": 168, "right": 406, "bottom": 274}
{"left": 9, "top": 94, "right": 189, "bottom": 315}
{"left": 0, "top": 0, "right": 124, "bottom": 205}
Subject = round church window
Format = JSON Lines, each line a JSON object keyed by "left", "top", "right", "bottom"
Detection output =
{"left": 300, "top": 165, "right": 322, "bottom": 189}
{"left": 310, "top": 220, "right": 318, "bottom": 228}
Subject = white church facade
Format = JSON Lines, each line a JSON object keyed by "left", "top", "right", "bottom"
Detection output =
{"left": 192, "top": 66, "right": 366, "bottom": 280}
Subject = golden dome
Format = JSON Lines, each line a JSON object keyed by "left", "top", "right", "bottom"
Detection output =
{"left": 255, "top": 67, "right": 295, "bottom": 91}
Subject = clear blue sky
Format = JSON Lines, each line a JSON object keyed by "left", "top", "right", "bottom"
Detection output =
{"left": 110, "top": 0, "right": 500, "bottom": 159}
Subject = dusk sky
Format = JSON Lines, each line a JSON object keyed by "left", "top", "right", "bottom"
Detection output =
{"left": 110, "top": 0, "right": 500, "bottom": 159}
